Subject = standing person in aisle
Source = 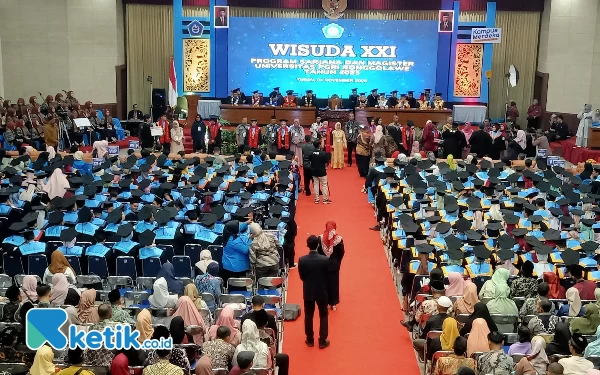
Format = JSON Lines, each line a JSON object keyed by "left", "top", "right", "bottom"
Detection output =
{"left": 309, "top": 140, "right": 332, "bottom": 204}
{"left": 345, "top": 112, "right": 359, "bottom": 166}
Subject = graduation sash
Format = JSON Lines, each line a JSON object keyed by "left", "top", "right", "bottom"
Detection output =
{"left": 277, "top": 126, "right": 290, "bottom": 149}
{"left": 248, "top": 126, "right": 260, "bottom": 148}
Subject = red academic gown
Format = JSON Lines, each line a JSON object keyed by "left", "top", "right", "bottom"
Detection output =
{"left": 158, "top": 119, "right": 171, "bottom": 144}
{"left": 247, "top": 125, "right": 260, "bottom": 149}
{"left": 277, "top": 126, "right": 290, "bottom": 150}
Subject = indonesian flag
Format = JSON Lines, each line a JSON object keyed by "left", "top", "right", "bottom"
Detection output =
{"left": 168, "top": 56, "right": 177, "bottom": 107}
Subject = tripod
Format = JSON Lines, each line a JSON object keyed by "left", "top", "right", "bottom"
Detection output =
{"left": 58, "top": 119, "right": 72, "bottom": 152}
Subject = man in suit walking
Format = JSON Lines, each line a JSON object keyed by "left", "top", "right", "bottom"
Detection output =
{"left": 298, "top": 235, "right": 330, "bottom": 349}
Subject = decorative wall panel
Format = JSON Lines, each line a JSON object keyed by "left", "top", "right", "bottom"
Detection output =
{"left": 183, "top": 38, "right": 210, "bottom": 92}
{"left": 454, "top": 43, "right": 483, "bottom": 98}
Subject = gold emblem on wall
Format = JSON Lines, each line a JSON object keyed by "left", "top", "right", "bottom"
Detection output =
{"left": 323, "top": 0, "right": 347, "bottom": 20}
{"left": 454, "top": 43, "right": 483, "bottom": 98}
{"left": 184, "top": 38, "right": 210, "bottom": 92}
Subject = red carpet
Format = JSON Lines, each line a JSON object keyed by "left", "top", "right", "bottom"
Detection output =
{"left": 283, "top": 165, "right": 419, "bottom": 374}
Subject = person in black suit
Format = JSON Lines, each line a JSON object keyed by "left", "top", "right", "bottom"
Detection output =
{"left": 127, "top": 104, "right": 143, "bottom": 121}
{"left": 298, "top": 235, "right": 330, "bottom": 349}
{"left": 215, "top": 8, "right": 228, "bottom": 27}
{"left": 366, "top": 88, "right": 379, "bottom": 107}
{"left": 439, "top": 13, "right": 452, "bottom": 32}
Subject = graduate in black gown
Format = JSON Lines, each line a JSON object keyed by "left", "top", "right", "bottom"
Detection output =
{"left": 317, "top": 220, "right": 345, "bottom": 310}
{"left": 442, "top": 123, "right": 467, "bottom": 158}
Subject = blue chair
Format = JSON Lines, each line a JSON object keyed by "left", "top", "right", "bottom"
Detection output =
{"left": 208, "top": 245, "right": 223, "bottom": 265}
{"left": 157, "top": 244, "right": 175, "bottom": 262}
{"left": 172, "top": 256, "right": 192, "bottom": 279}
{"left": 227, "top": 278, "right": 253, "bottom": 299}
{"left": 64, "top": 255, "right": 82, "bottom": 275}
{"left": 2, "top": 253, "right": 23, "bottom": 277}
{"left": 142, "top": 257, "right": 162, "bottom": 277}
{"left": 116, "top": 256, "right": 137, "bottom": 280}
{"left": 88, "top": 256, "right": 109, "bottom": 279}
{"left": 184, "top": 244, "right": 203, "bottom": 269}
{"left": 113, "top": 118, "right": 125, "bottom": 140}
{"left": 28, "top": 255, "right": 48, "bottom": 279}
{"left": 96, "top": 109, "right": 104, "bottom": 120}
{"left": 256, "top": 277, "right": 283, "bottom": 298}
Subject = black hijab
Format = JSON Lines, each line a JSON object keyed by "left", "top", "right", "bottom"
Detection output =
{"left": 64, "top": 289, "right": 81, "bottom": 306}
{"left": 460, "top": 302, "right": 498, "bottom": 336}
{"left": 223, "top": 220, "right": 240, "bottom": 245}
{"left": 545, "top": 322, "right": 571, "bottom": 356}
{"left": 520, "top": 260, "right": 535, "bottom": 278}
{"left": 580, "top": 163, "right": 593, "bottom": 181}
{"left": 170, "top": 316, "right": 186, "bottom": 344}
{"left": 156, "top": 262, "right": 184, "bottom": 295}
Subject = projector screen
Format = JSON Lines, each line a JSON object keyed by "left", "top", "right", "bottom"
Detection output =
{"left": 228, "top": 17, "right": 439, "bottom": 96}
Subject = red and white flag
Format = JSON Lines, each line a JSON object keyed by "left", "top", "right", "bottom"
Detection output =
{"left": 168, "top": 56, "right": 177, "bottom": 107}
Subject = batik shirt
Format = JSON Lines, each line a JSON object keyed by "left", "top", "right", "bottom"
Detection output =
{"left": 111, "top": 305, "right": 135, "bottom": 325}
{"left": 477, "top": 350, "right": 514, "bottom": 375}
{"left": 201, "top": 339, "right": 235, "bottom": 369}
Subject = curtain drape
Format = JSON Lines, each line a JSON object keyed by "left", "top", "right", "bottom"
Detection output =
{"left": 126, "top": 6, "right": 539, "bottom": 121}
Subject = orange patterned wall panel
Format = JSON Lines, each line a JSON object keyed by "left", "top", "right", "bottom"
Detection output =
{"left": 454, "top": 43, "right": 483, "bottom": 98}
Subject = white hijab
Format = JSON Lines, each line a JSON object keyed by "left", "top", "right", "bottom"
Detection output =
{"left": 515, "top": 130, "right": 527, "bottom": 149}
{"left": 148, "top": 277, "right": 178, "bottom": 309}
{"left": 195, "top": 250, "right": 217, "bottom": 274}
{"left": 43, "top": 168, "right": 70, "bottom": 199}
{"left": 93, "top": 140, "right": 109, "bottom": 159}
{"left": 46, "top": 146, "right": 56, "bottom": 160}
{"left": 374, "top": 125, "right": 383, "bottom": 143}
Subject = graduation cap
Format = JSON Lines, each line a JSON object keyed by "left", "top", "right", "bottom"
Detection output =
{"left": 534, "top": 244, "right": 553, "bottom": 255}
{"left": 445, "top": 201, "right": 459, "bottom": 213}
{"left": 116, "top": 223, "right": 134, "bottom": 237}
{"left": 444, "top": 235, "right": 463, "bottom": 250}
{"left": 526, "top": 236, "right": 544, "bottom": 248}
{"left": 416, "top": 243, "right": 434, "bottom": 254}
{"left": 479, "top": 159, "right": 492, "bottom": 170}
{"left": 138, "top": 230, "right": 156, "bottom": 247}
{"left": 278, "top": 160, "right": 291, "bottom": 170}
{"left": 138, "top": 179, "right": 151, "bottom": 190}
{"left": 390, "top": 196, "right": 404, "bottom": 208}
{"left": 581, "top": 218, "right": 595, "bottom": 227}
{"left": 436, "top": 222, "right": 452, "bottom": 234}
{"left": 581, "top": 240, "right": 599, "bottom": 253}
{"left": 264, "top": 217, "right": 281, "bottom": 229}
{"left": 536, "top": 157, "right": 548, "bottom": 171}
{"left": 543, "top": 229, "right": 562, "bottom": 241}
{"left": 77, "top": 207, "right": 92, "bottom": 222}
{"left": 486, "top": 221, "right": 503, "bottom": 232}
{"left": 417, "top": 159, "right": 434, "bottom": 171}
{"left": 511, "top": 228, "right": 529, "bottom": 237}
{"left": 8, "top": 221, "right": 28, "bottom": 233}
{"left": 105, "top": 208, "right": 123, "bottom": 224}
{"left": 561, "top": 249, "right": 580, "bottom": 266}
{"left": 453, "top": 217, "right": 471, "bottom": 233}
{"left": 497, "top": 234, "right": 516, "bottom": 249}
{"left": 200, "top": 213, "right": 217, "bottom": 227}
{"left": 60, "top": 227, "right": 78, "bottom": 242}
{"left": 571, "top": 208, "right": 585, "bottom": 216}
{"left": 559, "top": 215, "right": 575, "bottom": 225}
{"left": 234, "top": 206, "right": 254, "bottom": 220}
{"left": 401, "top": 220, "right": 420, "bottom": 234}
{"left": 446, "top": 248, "right": 464, "bottom": 261}
{"left": 506, "top": 173, "right": 521, "bottom": 184}
{"left": 154, "top": 210, "right": 171, "bottom": 226}
{"left": 465, "top": 164, "right": 478, "bottom": 175}
{"left": 497, "top": 249, "right": 514, "bottom": 261}
{"left": 48, "top": 211, "right": 64, "bottom": 225}
{"left": 465, "top": 230, "right": 483, "bottom": 241}
{"left": 211, "top": 205, "right": 226, "bottom": 221}
{"left": 528, "top": 215, "right": 544, "bottom": 224}
{"left": 138, "top": 206, "right": 155, "bottom": 221}
{"left": 549, "top": 207, "right": 563, "bottom": 217}
{"left": 474, "top": 245, "right": 492, "bottom": 259}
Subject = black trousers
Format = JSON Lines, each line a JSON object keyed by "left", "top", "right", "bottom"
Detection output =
{"left": 278, "top": 147, "right": 290, "bottom": 155}
{"left": 304, "top": 299, "right": 328, "bottom": 343}
{"left": 347, "top": 142, "right": 356, "bottom": 165}
{"left": 237, "top": 144, "right": 245, "bottom": 153}
{"left": 356, "top": 154, "right": 370, "bottom": 177}
{"left": 193, "top": 139, "right": 205, "bottom": 152}
{"left": 527, "top": 117, "right": 540, "bottom": 130}
{"left": 303, "top": 167, "right": 312, "bottom": 195}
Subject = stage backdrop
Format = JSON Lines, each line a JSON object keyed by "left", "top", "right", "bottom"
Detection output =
{"left": 227, "top": 17, "right": 438, "bottom": 96}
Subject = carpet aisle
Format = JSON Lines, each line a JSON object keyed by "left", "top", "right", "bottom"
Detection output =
{"left": 282, "top": 165, "right": 420, "bottom": 374}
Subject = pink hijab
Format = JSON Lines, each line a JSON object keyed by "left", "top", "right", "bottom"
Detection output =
{"left": 50, "top": 273, "right": 69, "bottom": 305}
{"left": 515, "top": 130, "right": 527, "bottom": 150}
{"left": 93, "top": 140, "right": 109, "bottom": 159}
{"left": 461, "top": 122, "right": 474, "bottom": 143}
{"left": 172, "top": 296, "right": 207, "bottom": 344}
{"left": 208, "top": 305, "right": 241, "bottom": 346}
{"left": 20, "top": 275, "right": 38, "bottom": 303}
{"left": 78, "top": 289, "right": 99, "bottom": 324}
{"left": 43, "top": 168, "right": 70, "bottom": 199}
{"left": 467, "top": 318, "right": 491, "bottom": 356}
{"left": 445, "top": 272, "right": 465, "bottom": 297}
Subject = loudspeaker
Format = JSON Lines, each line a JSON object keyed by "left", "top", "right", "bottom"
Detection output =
{"left": 152, "top": 106, "right": 165, "bottom": 122}
{"left": 152, "top": 88, "right": 166, "bottom": 107}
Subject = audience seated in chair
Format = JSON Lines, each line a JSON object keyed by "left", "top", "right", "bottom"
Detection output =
{"left": 412, "top": 296, "right": 452, "bottom": 361}
{"left": 520, "top": 282, "right": 556, "bottom": 317}
{"left": 57, "top": 348, "right": 95, "bottom": 375}
{"left": 202, "top": 326, "right": 236, "bottom": 369}
{"left": 508, "top": 326, "right": 533, "bottom": 356}
{"left": 558, "top": 333, "right": 594, "bottom": 375}
{"left": 528, "top": 298, "right": 560, "bottom": 335}
{"left": 433, "top": 336, "right": 476, "bottom": 375}
{"left": 557, "top": 287, "right": 585, "bottom": 317}
{"left": 477, "top": 331, "right": 514, "bottom": 375}
{"left": 241, "top": 295, "right": 278, "bottom": 338}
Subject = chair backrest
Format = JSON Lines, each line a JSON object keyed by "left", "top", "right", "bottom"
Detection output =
{"left": 76, "top": 275, "right": 102, "bottom": 288}
{"left": 490, "top": 314, "right": 518, "bottom": 333}
{"left": 208, "top": 245, "right": 223, "bottom": 265}
{"left": 137, "top": 277, "right": 156, "bottom": 291}
{"left": 172, "top": 256, "right": 192, "bottom": 278}
{"left": 260, "top": 295, "right": 282, "bottom": 306}
{"left": 96, "top": 290, "right": 111, "bottom": 302}
{"left": 200, "top": 308, "right": 211, "bottom": 324}
{"left": 116, "top": 256, "right": 137, "bottom": 279}
{"left": 227, "top": 277, "right": 253, "bottom": 291}
{"left": 142, "top": 257, "right": 162, "bottom": 278}
{"left": 0, "top": 274, "right": 12, "bottom": 289}
{"left": 0, "top": 362, "right": 29, "bottom": 374}
{"left": 221, "top": 294, "right": 246, "bottom": 305}
{"left": 88, "top": 256, "right": 109, "bottom": 279}
{"left": 455, "top": 314, "right": 471, "bottom": 324}
{"left": 157, "top": 244, "right": 175, "bottom": 263}
{"left": 587, "top": 355, "right": 600, "bottom": 369}
{"left": 15, "top": 274, "right": 41, "bottom": 287}
{"left": 250, "top": 368, "right": 269, "bottom": 375}
{"left": 472, "top": 276, "right": 491, "bottom": 293}
{"left": 410, "top": 275, "right": 429, "bottom": 300}
{"left": 128, "top": 366, "right": 145, "bottom": 375}
{"left": 213, "top": 369, "right": 229, "bottom": 375}
{"left": 125, "top": 290, "right": 150, "bottom": 305}
{"left": 431, "top": 351, "right": 453, "bottom": 373}
{"left": 523, "top": 315, "right": 536, "bottom": 324}
{"left": 107, "top": 276, "right": 134, "bottom": 290}
{"left": 28, "top": 254, "right": 47, "bottom": 279}
{"left": 257, "top": 277, "right": 283, "bottom": 289}
{"left": 2, "top": 254, "right": 23, "bottom": 277}
{"left": 184, "top": 244, "right": 203, "bottom": 267}
{"left": 64, "top": 255, "right": 81, "bottom": 275}
{"left": 504, "top": 333, "right": 519, "bottom": 345}
{"left": 215, "top": 307, "right": 243, "bottom": 321}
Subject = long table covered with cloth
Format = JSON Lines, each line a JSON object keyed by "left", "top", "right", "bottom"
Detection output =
{"left": 354, "top": 108, "right": 452, "bottom": 128}
{"left": 220, "top": 105, "right": 317, "bottom": 125}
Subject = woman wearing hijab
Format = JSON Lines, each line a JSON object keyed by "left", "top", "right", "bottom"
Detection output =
{"left": 170, "top": 121, "right": 185, "bottom": 154}
{"left": 135, "top": 309, "right": 154, "bottom": 344}
{"left": 43, "top": 167, "right": 70, "bottom": 199}
{"left": 584, "top": 326, "right": 600, "bottom": 357}
{"left": 466, "top": 318, "right": 491, "bottom": 356}
{"left": 30, "top": 345, "right": 55, "bottom": 375}
{"left": 184, "top": 283, "right": 210, "bottom": 327}
{"left": 149, "top": 277, "right": 178, "bottom": 309}
{"left": 195, "top": 250, "right": 218, "bottom": 275}
{"left": 44, "top": 250, "right": 76, "bottom": 284}
{"left": 195, "top": 262, "right": 221, "bottom": 313}
{"left": 508, "top": 129, "right": 527, "bottom": 160}
{"left": 92, "top": 140, "right": 109, "bottom": 159}
{"left": 77, "top": 289, "right": 99, "bottom": 324}
{"left": 156, "top": 262, "right": 184, "bottom": 295}
{"left": 208, "top": 305, "right": 242, "bottom": 347}
{"left": 110, "top": 353, "right": 131, "bottom": 375}
{"left": 249, "top": 222, "right": 281, "bottom": 279}
{"left": 544, "top": 272, "right": 566, "bottom": 299}
{"left": 453, "top": 282, "right": 479, "bottom": 315}
{"left": 49, "top": 273, "right": 69, "bottom": 306}
{"left": 221, "top": 220, "right": 251, "bottom": 285}
{"left": 558, "top": 287, "right": 585, "bottom": 317}
{"left": 479, "top": 268, "right": 510, "bottom": 299}
{"left": 510, "top": 261, "right": 538, "bottom": 298}
{"left": 446, "top": 154, "right": 457, "bottom": 171}
{"left": 460, "top": 302, "right": 498, "bottom": 336}
{"left": 172, "top": 296, "right": 207, "bottom": 345}
{"left": 428, "top": 317, "right": 460, "bottom": 360}
{"left": 171, "top": 316, "right": 198, "bottom": 364}
{"left": 544, "top": 322, "right": 571, "bottom": 356}
{"left": 369, "top": 125, "right": 387, "bottom": 162}
{"left": 460, "top": 122, "right": 474, "bottom": 158}
{"left": 486, "top": 276, "right": 519, "bottom": 332}
{"left": 20, "top": 275, "right": 39, "bottom": 304}
{"left": 72, "top": 150, "right": 92, "bottom": 175}
{"left": 571, "top": 303, "right": 600, "bottom": 334}
{"left": 445, "top": 272, "right": 465, "bottom": 297}
{"left": 232, "top": 320, "right": 272, "bottom": 369}
{"left": 422, "top": 120, "right": 441, "bottom": 154}
{"left": 515, "top": 336, "right": 549, "bottom": 375}
{"left": 318, "top": 220, "right": 345, "bottom": 310}
{"left": 60, "top": 289, "right": 81, "bottom": 339}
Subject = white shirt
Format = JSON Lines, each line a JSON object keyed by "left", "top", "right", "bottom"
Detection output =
{"left": 559, "top": 356, "right": 594, "bottom": 375}
{"left": 43, "top": 267, "right": 76, "bottom": 285}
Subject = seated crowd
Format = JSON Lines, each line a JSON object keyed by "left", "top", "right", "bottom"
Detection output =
{"left": 367, "top": 150, "right": 600, "bottom": 375}
{"left": 0, "top": 137, "right": 301, "bottom": 375}
{"left": 0, "top": 91, "right": 123, "bottom": 152}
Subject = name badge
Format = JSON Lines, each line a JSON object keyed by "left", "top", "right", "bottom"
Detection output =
{"left": 349, "top": 129, "right": 352, "bottom": 134}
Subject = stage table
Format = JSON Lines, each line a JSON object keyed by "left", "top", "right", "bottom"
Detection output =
{"left": 588, "top": 127, "right": 600, "bottom": 149}
{"left": 355, "top": 108, "right": 452, "bottom": 127}
{"left": 220, "top": 105, "right": 275, "bottom": 125}
{"left": 318, "top": 109, "right": 352, "bottom": 124}
{"left": 453, "top": 105, "right": 487, "bottom": 124}
{"left": 197, "top": 100, "right": 222, "bottom": 119}
{"left": 274, "top": 106, "right": 317, "bottom": 125}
